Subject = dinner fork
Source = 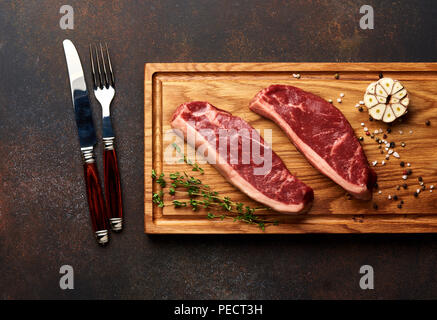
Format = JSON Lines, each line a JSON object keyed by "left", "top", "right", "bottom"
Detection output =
{"left": 90, "top": 43, "right": 123, "bottom": 232}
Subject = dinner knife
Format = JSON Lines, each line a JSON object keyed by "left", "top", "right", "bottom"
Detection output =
{"left": 63, "top": 39, "right": 109, "bottom": 245}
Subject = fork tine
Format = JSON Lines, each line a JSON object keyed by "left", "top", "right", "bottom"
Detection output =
{"left": 105, "top": 43, "right": 115, "bottom": 87}
{"left": 99, "top": 43, "right": 109, "bottom": 88}
{"left": 94, "top": 45, "right": 103, "bottom": 89}
{"left": 89, "top": 45, "right": 97, "bottom": 89}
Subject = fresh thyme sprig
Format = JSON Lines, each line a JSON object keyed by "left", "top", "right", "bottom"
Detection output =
{"left": 151, "top": 170, "right": 278, "bottom": 230}
{"left": 172, "top": 143, "right": 204, "bottom": 174}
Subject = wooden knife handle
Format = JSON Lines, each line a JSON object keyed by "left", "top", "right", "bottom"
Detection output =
{"left": 83, "top": 160, "right": 110, "bottom": 245}
{"left": 104, "top": 145, "right": 123, "bottom": 232}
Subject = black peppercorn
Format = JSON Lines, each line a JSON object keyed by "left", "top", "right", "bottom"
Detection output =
{"left": 400, "top": 161, "right": 405, "bottom": 167}
{"left": 383, "top": 134, "right": 387, "bottom": 139}
{"left": 369, "top": 117, "right": 374, "bottom": 121}
{"left": 373, "top": 203, "right": 378, "bottom": 210}
{"left": 407, "top": 169, "right": 413, "bottom": 175}
{"left": 403, "top": 184, "right": 408, "bottom": 190}
{"left": 390, "top": 142, "right": 395, "bottom": 148}
{"left": 426, "top": 120, "right": 431, "bottom": 126}
{"left": 358, "top": 107, "right": 363, "bottom": 112}
{"left": 397, "top": 204, "right": 402, "bottom": 209}
{"left": 387, "top": 128, "right": 391, "bottom": 133}
{"left": 359, "top": 136, "right": 364, "bottom": 141}
{"left": 418, "top": 176, "right": 423, "bottom": 182}
{"left": 393, "top": 195, "right": 398, "bottom": 201}
{"left": 379, "top": 72, "right": 384, "bottom": 79}
{"left": 414, "top": 192, "right": 419, "bottom": 198}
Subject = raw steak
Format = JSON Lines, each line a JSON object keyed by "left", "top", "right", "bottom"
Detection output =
{"left": 171, "top": 101, "right": 314, "bottom": 213}
{"left": 249, "top": 85, "right": 376, "bottom": 200}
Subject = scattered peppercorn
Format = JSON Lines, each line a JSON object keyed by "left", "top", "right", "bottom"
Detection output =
{"left": 407, "top": 169, "right": 413, "bottom": 175}
{"left": 373, "top": 203, "right": 378, "bottom": 210}
{"left": 335, "top": 73, "right": 340, "bottom": 79}
{"left": 359, "top": 107, "right": 364, "bottom": 112}
{"left": 387, "top": 128, "right": 391, "bottom": 133}
{"left": 396, "top": 185, "right": 401, "bottom": 191}
{"left": 426, "top": 120, "right": 431, "bottom": 126}
{"left": 400, "top": 161, "right": 405, "bottom": 167}
{"left": 369, "top": 117, "right": 374, "bottom": 121}
{"left": 403, "top": 184, "right": 408, "bottom": 190}
{"left": 374, "top": 182, "right": 379, "bottom": 189}
{"left": 359, "top": 136, "right": 364, "bottom": 141}
{"left": 400, "top": 200, "right": 404, "bottom": 205}
{"left": 379, "top": 72, "right": 384, "bottom": 79}
{"left": 397, "top": 204, "right": 403, "bottom": 209}
{"left": 393, "top": 195, "right": 398, "bottom": 201}
{"left": 414, "top": 192, "right": 419, "bottom": 198}
{"left": 390, "top": 142, "right": 395, "bottom": 148}
{"left": 418, "top": 176, "right": 423, "bottom": 182}
{"left": 383, "top": 134, "right": 387, "bottom": 139}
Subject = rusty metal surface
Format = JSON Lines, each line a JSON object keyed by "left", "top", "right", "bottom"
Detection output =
{"left": 0, "top": 0, "right": 437, "bottom": 299}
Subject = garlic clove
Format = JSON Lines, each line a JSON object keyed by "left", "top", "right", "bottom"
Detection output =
{"left": 400, "top": 96, "right": 409, "bottom": 107}
{"left": 391, "top": 103, "right": 407, "bottom": 118}
{"left": 380, "top": 77, "right": 395, "bottom": 95}
{"left": 382, "top": 105, "right": 396, "bottom": 123}
{"left": 391, "top": 81, "right": 404, "bottom": 95}
{"left": 375, "top": 83, "right": 388, "bottom": 97}
{"left": 368, "top": 104, "right": 386, "bottom": 120}
{"left": 366, "top": 82, "right": 377, "bottom": 95}
{"left": 364, "top": 93, "right": 378, "bottom": 108}
{"left": 377, "top": 95, "right": 387, "bottom": 103}
{"left": 392, "top": 88, "right": 407, "bottom": 100}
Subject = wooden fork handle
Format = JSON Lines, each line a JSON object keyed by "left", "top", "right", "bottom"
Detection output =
{"left": 104, "top": 142, "right": 123, "bottom": 232}
{"left": 83, "top": 158, "right": 110, "bottom": 245}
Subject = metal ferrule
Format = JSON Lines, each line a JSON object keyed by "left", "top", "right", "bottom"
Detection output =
{"left": 109, "top": 217, "right": 123, "bottom": 232}
{"left": 81, "top": 146, "right": 95, "bottom": 163}
{"left": 103, "top": 137, "right": 115, "bottom": 150}
{"left": 95, "top": 230, "right": 109, "bottom": 245}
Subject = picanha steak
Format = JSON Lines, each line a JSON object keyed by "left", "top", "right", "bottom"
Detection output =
{"left": 249, "top": 85, "right": 376, "bottom": 200}
{"left": 171, "top": 101, "right": 314, "bottom": 213}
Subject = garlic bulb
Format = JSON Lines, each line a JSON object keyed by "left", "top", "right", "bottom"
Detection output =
{"left": 364, "top": 78, "right": 409, "bottom": 123}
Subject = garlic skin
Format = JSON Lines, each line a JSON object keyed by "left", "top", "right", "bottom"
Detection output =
{"left": 364, "top": 78, "right": 409, "bottom": 123}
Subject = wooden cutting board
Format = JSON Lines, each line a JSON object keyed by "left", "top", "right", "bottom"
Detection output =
{"left": 144, "top": 62, "right": 437, "bottom": 234}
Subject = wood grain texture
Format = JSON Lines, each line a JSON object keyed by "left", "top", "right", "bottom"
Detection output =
{"left": 145, "top": 63, "right": 437, "bottom": 234}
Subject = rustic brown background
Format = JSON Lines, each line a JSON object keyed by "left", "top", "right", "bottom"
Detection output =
{"left": 0, "top": 0, "right": 436, "bottom": 299}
